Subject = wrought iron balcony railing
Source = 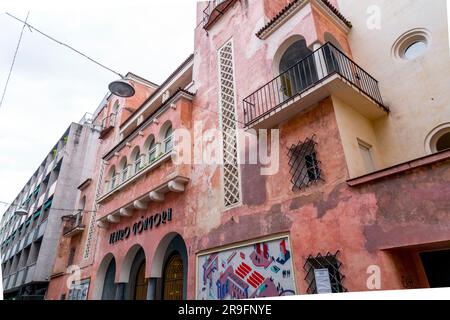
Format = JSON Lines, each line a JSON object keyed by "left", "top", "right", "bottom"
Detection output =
{"left": 63, "top": 211, "right": 85, "bottom": 237}
{"left": 243, "top": 42, "right": 388, "bottom": 127}
{"left": 203, "top": 0, "right": 237, "bottom": 29}
{"left": 99, "top": 113, "right": 116, "bottom": 139}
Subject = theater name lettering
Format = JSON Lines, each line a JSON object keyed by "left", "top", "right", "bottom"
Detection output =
{"left": 109, "top": 208, "right": 172, "bottom": 245}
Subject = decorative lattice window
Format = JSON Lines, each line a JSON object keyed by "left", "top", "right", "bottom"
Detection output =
{"left": 82, "top": 211, "right": 96, "bottom": 260}
{"left": 288, "top": 135, "right": 322, "bottom": 191}
{"left": 218, "top": 40, "right": 241, "bottom": 208}
{"left": 303, "top": 251, "right": 347, "bottom": 294}
{"left": 83, "top": 161, "right": 106, "bottom": 260}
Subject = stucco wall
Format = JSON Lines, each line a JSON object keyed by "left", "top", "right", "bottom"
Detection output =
{"left": 338, "top": 0, "right": 450, "bottom": 166}
{"left": 333, "top": 96, "right": 384, "bottom": 177}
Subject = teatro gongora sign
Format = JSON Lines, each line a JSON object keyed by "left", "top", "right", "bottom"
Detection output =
{"left": 109, "top": 208, "right": 172, "bottom": 245}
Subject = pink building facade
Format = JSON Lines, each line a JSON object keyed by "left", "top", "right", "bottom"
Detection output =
{"left": 46, "top": 0, "right": 450, "bottom": 300}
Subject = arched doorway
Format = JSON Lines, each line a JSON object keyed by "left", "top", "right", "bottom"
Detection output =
{"left": 162, "top": 253, "right": 184, "bottom": 300}
{"left": 150, "top": 233, "right": 188, "bottom": 300}
{"left": 120, "top": 245, "right": 147, "bottom": 300}
{"left": 323, "top": 32, "right": 344, "bottom": 75}
{"left": 101, "top": 258, "right": 116, "bottom": 300}
{"left": 278, "top": 38, "right": 318, "bottom": 97}
{"left": 134, "top": 260, "right": 148, "bottom": 299}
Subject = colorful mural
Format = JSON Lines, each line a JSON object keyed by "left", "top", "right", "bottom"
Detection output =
{"left": 197, "top": 237, "right": 296, "bottom": 300}
{"left": 68, "top": 278, "right": 90, "bottom": 300}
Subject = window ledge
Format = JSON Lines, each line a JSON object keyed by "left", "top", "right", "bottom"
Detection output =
{"left": 98, "top": 152, "right": 172, "bottom": 203}
{"left": 347, "top": 149, "right": 450, "bottom": 187}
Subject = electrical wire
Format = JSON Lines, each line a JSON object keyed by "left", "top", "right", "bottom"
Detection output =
{"left": 0, "top": 200, "right": 96, "bottom": 215}
{"left": 0, "top": 11, "right": 30, "bottom": 110}
{"left": 5, "top": 12, "right": 124, "bottom": 79}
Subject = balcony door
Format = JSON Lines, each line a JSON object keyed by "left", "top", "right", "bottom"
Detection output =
{"left": 279, "top": 39, "right": 318, "bottom": 98}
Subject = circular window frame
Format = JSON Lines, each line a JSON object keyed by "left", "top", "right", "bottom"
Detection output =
{"left": 392, "top": 28, "right": 431, "bottom": 61}
{"left": 424, "top": 123, "right": 450, "bottom": 154}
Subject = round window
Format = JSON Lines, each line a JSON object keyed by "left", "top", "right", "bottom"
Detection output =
{"left": 436, "top": 132, "right": 450, "bottom": 152}
{"left": 392, "top": 28, "right": 431, "bottom": 61}
{"left": 425, "top": 124, "right": 450, "bottom": 154}
{"left": 403, "top": 41, "right": 427, "bottom": 60}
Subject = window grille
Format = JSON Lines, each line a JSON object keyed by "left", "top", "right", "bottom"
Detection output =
{"left": 303, "top": 251, "right": 347, "bottom": 294}
{"left": 288, "top": 135, "right": 322, "bottom": 191}
{"left": 218, "top": 40, "right": 241, "bottom": 208}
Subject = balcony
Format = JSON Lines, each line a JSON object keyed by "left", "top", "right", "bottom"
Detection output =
{"left": 34, "top": 219, "right": 47, "bottom": 241}
{"left": 26, "top": 263, "right": 36, "bottom": 283}
{"left": 99, "top": 113, "right": 117, "bottom": 139}
{"left": 243, "top": 43, "right": 389, "bottom": 129}
{"left": 62, "top": 211, "right": 85, "bottom": 237}
{"left": 203, "top": 0, "right": 238, "bottom": 30}
{"left": 14, "top": 267, "right": 28, "bottom": 287}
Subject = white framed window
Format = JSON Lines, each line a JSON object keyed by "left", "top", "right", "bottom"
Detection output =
{"left": 134, "top": 153, "right": 142, "bottom": 173}
{"left": 148, "top": 140, "right": 157, "bottom": 164}
{"left": 392, "top": 28, "right": 431, "bottom": 61}
{"left": 426, "top": 124, "right": 450, "bottom": 153}
{"left": 107, "top": 166, "right": 117, "bottom": 191}
{"left": 110, "top": 173, "right": 116, "bottom": 190}
{"left": 164, "top": 125, "right": 173, "bottom": 153}
{"left": 358, "top": 139, "right": 376, "bottom": 173}
{"left": 122, "top": 165, "right": 128, "bottom": 182}
{"left": 425, "top": 122, "right": 450, "bottom": 154}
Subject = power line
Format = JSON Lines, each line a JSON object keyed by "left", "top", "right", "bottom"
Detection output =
{"left": 0, "top": 200, "right": 96, "bottom": 216}
{"left": 5, "top": 12, "right": 124, "bottom": 79}
{"left": 4, "top": 12, "right": 248, "bottom": 126}
{"left": 0, "top": 11, "right": 30, "bottom": 110}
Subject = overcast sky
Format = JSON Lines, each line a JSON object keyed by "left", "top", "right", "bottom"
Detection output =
{"left": 0, "top": 1, "right": 197, "bottom": 218}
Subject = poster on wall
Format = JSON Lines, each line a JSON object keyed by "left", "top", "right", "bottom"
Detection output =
{"left": 68, "top": 278, "right": 90, "bottom": 300}
{"left": 197, "top": 236, "right": 296, "bottom": 300}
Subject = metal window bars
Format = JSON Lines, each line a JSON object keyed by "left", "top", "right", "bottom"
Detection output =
{"left": 303, "top": 251, "right": 347, "bottom": 294}
{"left": 243, "top": 42, "right": 388, "bottom": 127}
{"left": 288, "top": 135, "right": 322, "bottom": 191}
{"left": 63, "top": 210, "right": 84, "bottom": 235}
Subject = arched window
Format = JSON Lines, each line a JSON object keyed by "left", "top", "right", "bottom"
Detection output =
{"left": 164, "top": 125, "right": 174, "bottom": 153}
{"left": 120, "top": 158, "right": 128, "bottom": 182}
{"left": 279, "top": 39, "right": 313, "bottom": 73}
{"left": 134, "top": 150, "right": 142, "bottom": 173}
{"left": 109, "top": 167, "right": 117, "bottom": 191}
{"left": 323, "top": 32, "right": 343, "bottom": 74}
{"left": 278, "top": 39, "right": 317, "bottom": 97}
{"left": 148, "top": 138, "right": 157, "bottom": 164}
{"left": 113, "top": 100, "right": 120, "bottom": 114}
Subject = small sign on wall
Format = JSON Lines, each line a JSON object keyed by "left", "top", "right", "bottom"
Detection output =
{"left": 314, "top": 268, "right": 332, "bottom": 294}
{"left": 68, "top": 279, "right": 90, "bottom": 300}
